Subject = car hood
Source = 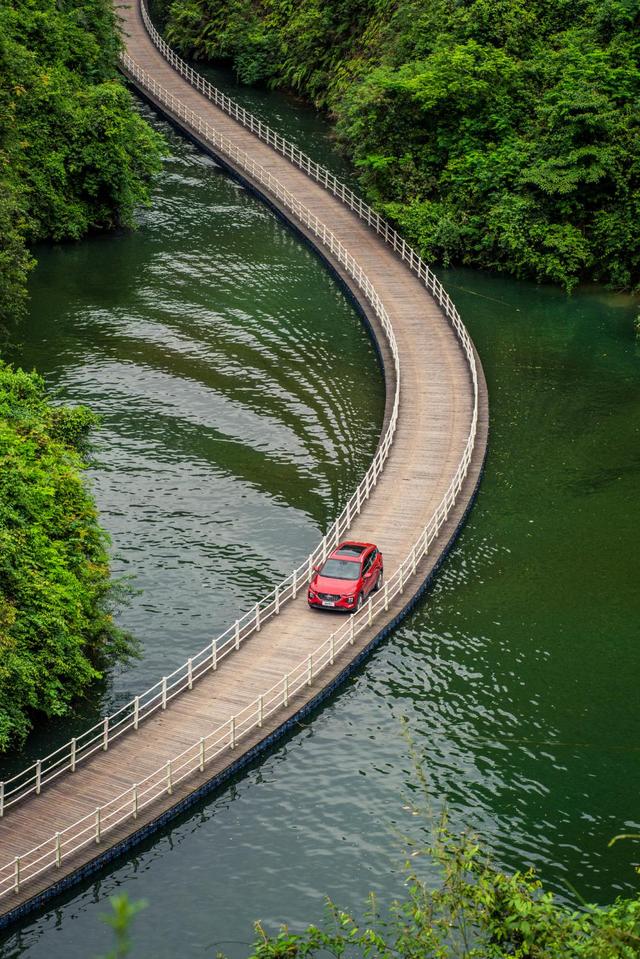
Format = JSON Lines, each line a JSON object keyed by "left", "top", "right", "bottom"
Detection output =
{"left": 312, "top": 574, "right": 359, "bottom": 594}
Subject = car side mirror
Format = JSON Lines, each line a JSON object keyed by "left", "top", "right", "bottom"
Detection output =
{"left": 313, "top": 565, "right": 321, "bottom": 574}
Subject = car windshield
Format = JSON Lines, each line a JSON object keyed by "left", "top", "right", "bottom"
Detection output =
{"left": 319, "top": 558, "right": 361, "bottom": 580}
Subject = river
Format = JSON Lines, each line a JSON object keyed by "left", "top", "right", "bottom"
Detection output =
{"left": 1, "top": 70, "right": 639, "bottom": 959}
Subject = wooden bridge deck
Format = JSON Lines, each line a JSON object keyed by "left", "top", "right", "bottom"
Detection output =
{"left": 0, "top": 0, "right": 488, "bottom": 926}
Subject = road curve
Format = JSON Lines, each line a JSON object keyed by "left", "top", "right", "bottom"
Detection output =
{"left": 0, "top": 0, "right": 488, "bottom": 926}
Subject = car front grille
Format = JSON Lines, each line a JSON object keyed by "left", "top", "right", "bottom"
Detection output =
{"left": 317, "top": 592, "right": 341, "bottom": 602}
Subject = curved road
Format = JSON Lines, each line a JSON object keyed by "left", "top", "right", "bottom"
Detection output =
{"left": 0, "top": 1, "right": 488, "bottom": 925}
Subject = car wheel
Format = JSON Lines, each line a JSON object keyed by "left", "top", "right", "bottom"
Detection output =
{"left": 355, "top": 592, "right": 364, "bottom": 613}
{"left": 374, "top": 569, "right": 383, "bottom": 591}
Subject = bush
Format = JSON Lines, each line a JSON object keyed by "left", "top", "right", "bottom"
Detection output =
{"left": 0, "top": 363, "right": 137, "bottom": 750}
{"left": 244, "top": 830, "right": 640, "bottom": 959}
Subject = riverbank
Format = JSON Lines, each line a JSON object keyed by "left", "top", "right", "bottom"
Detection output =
{"left": 159, "top": 0, "right": 640, "bottom": 292}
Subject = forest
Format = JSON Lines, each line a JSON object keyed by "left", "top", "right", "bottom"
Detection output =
{"left": 0, "top": 0, "right": 162, "bottom": 746}
{"left": 160, "top": 0, "right": 640, "bottom": 291}
{"left": 0, "top": 0, "right": 163, "bottom": 337}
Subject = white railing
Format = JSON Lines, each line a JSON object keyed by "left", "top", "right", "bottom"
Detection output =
{"left": 0, "top": 22, "right": 480, "bottom": 898}
{"left": 0, "top": 62, "right": 402, "bottom": 822}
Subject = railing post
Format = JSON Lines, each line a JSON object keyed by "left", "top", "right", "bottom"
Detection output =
{"left": 229, "top": 716, "right": 236, "bottom": 749}
{"left": 14, "top": 857, "right": 20, "bottom": 893}
{"left": 166, "top": 760, "right": 173, "bottom": 794}
{"left": 255, "top": 603, "right": 261, "bottom": 632}
{"left": 161, "top": 677, "right": 167, "bottom": 710}
{"left": 95, "top": 807, "right": 101, "bottom": 844}
{"left": 349, "top": 615, "right": 355, "bottom": 645}
{"left": 384, "top": 581, "right": 389, "bottom": 611}
{"left": 187, "top": 658, "right": 193, "bottom": 689}
{"left": 307, "top": 654, "right": 313, "bottom": 686}
{"left": 132, "top": 784, "right": 138, "bottom": 819}
{"left": 212, "top": 640, "right": 217, "bottom": 671}
{"left": 275, "top": 586, "right": 280, "bottom": 615}
{"left": 283, "top": 673, "right": 289, "bottom": 707}
{"left": 71, "top": 737, "right": 77, "bottom": 772}
{"left": 55, "top": 832, "right": 61, "bottom": 867}
{"left": 199, "top": 737, "right": 205, "bottom": 772}
{"left": 35, "top": 760, "right": 42, "bottom": 795}
{"left": 307, "top": 555, "right": 313, "bottom": 581}
{"left": 258, "top": 695, "right": 264, "bottom": 727}
{"left": 0, "top": 781, "right": 4, "bottom": 817}
{"left": 356, "top": 485, "right": 361, "bottom": 514}
{"left": 234, "top": 620, "right": 240, "bottom": 649}
{"left": 134, "top": 697, "right": 140, "bottom": 730}
{"left": 292, "top": 571, "right": 298, "bottom": 600}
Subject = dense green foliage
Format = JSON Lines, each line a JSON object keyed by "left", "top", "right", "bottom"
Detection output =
{"left": 0, "top": 0, "right": 162, "bottom": 745}
{"left": 0, "top": 364, "right": 136, "bottom": 749}
{"left": 163, "top": 0, "right": 640, "bottom": 290}
{"left": 0, "top": 0, "right": 164, "bottom": 337}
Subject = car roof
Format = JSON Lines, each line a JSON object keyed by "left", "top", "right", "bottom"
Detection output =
{"left": 331, "top": 541, "right": 376, "bottom": 561}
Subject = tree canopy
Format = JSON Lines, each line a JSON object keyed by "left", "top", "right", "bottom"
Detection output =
{"left": 163, "top": 0, "right": 640, "bottom": 290}
{"left": 0, "top": 0, "right": 164, "bottom": 337}
{"left": 0, "top": 363, "right": 137, "bottom": 749}
{"left": 0, "top": 0, "right": 159, "bottom": 746}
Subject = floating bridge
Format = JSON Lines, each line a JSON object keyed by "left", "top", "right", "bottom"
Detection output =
{"left": 0, "top": 0, "right": 488, "bottom": 926}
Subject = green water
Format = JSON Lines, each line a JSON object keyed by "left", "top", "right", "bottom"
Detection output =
{"left": 2, "top": 79, "right": 640, "bottom": 957}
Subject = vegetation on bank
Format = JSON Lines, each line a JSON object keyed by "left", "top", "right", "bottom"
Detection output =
{"left": 0, "top": 0, "right": 161, "bottom": 747}
{"left": 246, "top": 835, "right": 640, "bottom": 959}
{"left": 0, "top": 0, "right": 164, "bottom": 338}
{"left": 0, "top": 364, "right": 137, "bottom": 750}
{"left": 161, "top": 0, "right": 640, "bottom": 291}
{"left": 102, "top": 828, "right": 640, "bottom": 958}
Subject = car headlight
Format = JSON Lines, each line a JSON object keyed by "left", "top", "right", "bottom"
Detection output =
{"left": 347, "top": 595, "right": 355, "bottom": 603}
{"left": 308, "top": 590, "right": 316, "bottom": 599}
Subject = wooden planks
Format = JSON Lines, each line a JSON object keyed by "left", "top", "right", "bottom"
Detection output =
{"left": 0, "top": 0, "right": 488, "bottom": 926}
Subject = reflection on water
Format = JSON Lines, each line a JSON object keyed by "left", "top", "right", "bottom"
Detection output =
{"left": 2, "top": 86, "right": 640, "bottom": 959}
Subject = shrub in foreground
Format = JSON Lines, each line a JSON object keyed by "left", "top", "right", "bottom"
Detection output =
{"left": 100, "top": 827, "right": 640, "bottom": 958}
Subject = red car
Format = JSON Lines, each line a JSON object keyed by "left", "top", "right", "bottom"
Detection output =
{"left": 308, "top": 541, "right": 384, "bottom": 612}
